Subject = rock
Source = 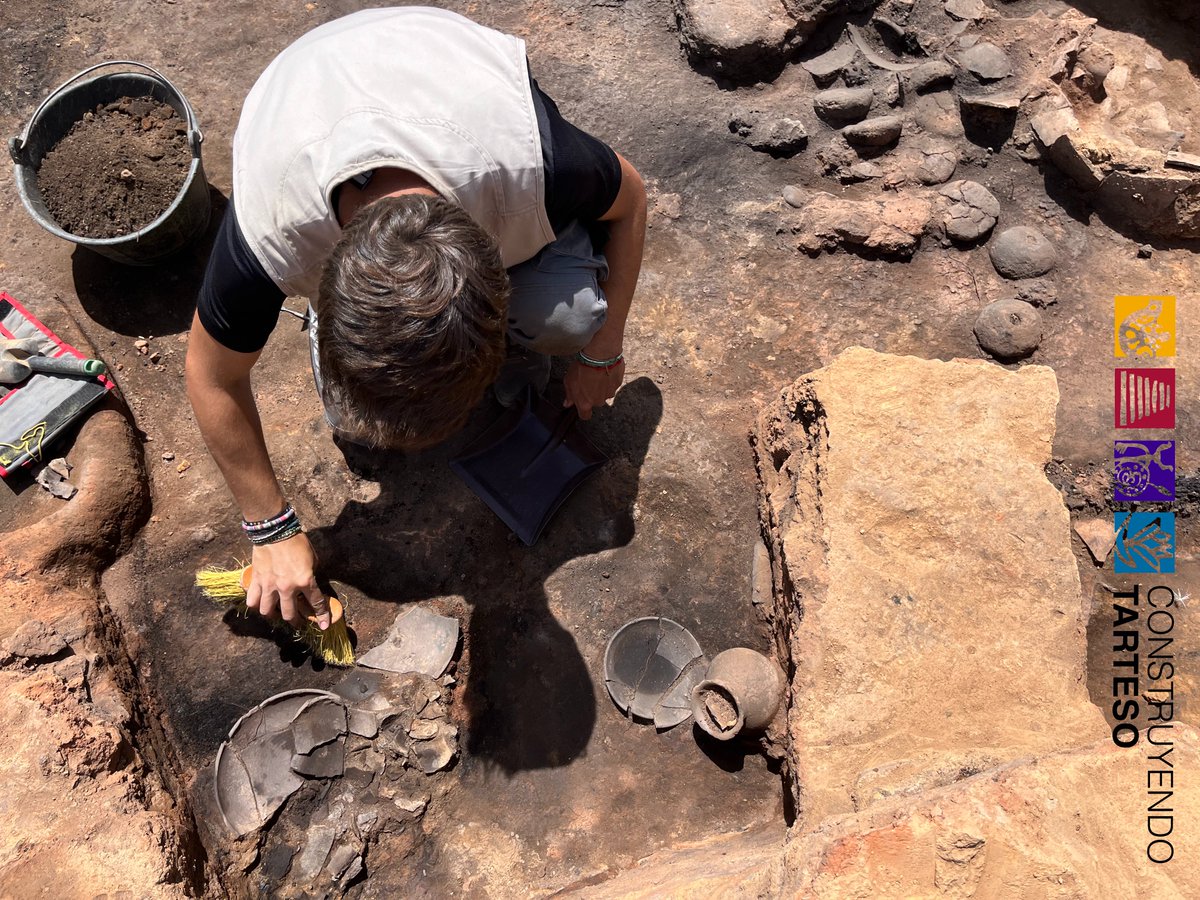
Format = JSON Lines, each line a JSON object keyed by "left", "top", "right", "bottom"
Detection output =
{"left": 944, "top": 0, "right": 987, "bottom": 21}
{"left": 786, "top": 0, "right": 864, "bottom": 41}
{"left": 781, "top": 184, "right": 806, "bottom": 208}
{"left": 846, "top": 161, "right": 882, "bottom": 181}
{"left": 939, "top": 179, "right": 1000, "bottom": 241}
{"left": 358, "top": 606, "right": 460, "bottom": 677}
{"left": 752, "top": 349, "right": 1105, "bottom": 822}
{"left": 1138, "top": 243, "right": 1154, "bottom": 258}
{"left": 674, "top": 0, "right": 795, "bottom": 81}
{"left": 973, "top": 298, "right": 1043, "bottom": 360}
{"left": 1097, "top": 170, "right": 1200, "bottom": 239}
{"left": 815, "top": 137, "right": 857, "bottom": 175}
{"left": 812, "top": 87, "right": 873, "bottom": 122}
{"left": 906, "top": 59, "right": 955, "bottom": 93}
{"left": 190, "top": 526, "right": 217, "bottom": 544}
{"left": 2, "top": 620, "right": 68, "bottom": 661}
{"left": 912, "top": 90, "right": 964, "bottom": 139}
{"left": 393, "top": 795, "right": 428, "bottom": 814}
{"left": 880, "top": 72, "right": 903, "bottom": 108}
{"left": 35, "top": 459, "right": 77, "bottom": 500}
{"left": 1013, "top": 277, "right": 1058, "bottom": 308}
{"left": 1073, "top": 517, "right": 1116, "bottom": 564}
{"left": 915, "top": 145, "right": 958, "bottom": 184}
{"left": 957, "top": 42, "right": 1012, "bottom": 81}
{"left": 749, "top": 118, "right": 809, "bottom": 155}
{"left": 731, "top": 109, "right": 809, "bottom": 156}
{"left": 1105, "top": 64, "right": 1129, "bottom": 93}
{"left": 989, "top": 226, "right": 1058, "bottom": 278}
{"left": 794, "top": 192, "right": 932, "bottom": 258}
{"left": 841, "top": 115, "right": 903, "bottom": 147}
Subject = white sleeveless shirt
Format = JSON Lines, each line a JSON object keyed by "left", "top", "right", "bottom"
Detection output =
{"left": 232, "top": 6, "right": 556, "bottom": 298}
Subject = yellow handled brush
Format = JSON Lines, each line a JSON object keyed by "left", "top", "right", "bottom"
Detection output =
{"left": 195, "top": 563, "right": 355, "bottom": 667}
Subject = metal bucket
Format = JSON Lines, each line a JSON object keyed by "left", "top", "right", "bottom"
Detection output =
{"left": 9, "top": 61, "right": 210, "bottom": 265}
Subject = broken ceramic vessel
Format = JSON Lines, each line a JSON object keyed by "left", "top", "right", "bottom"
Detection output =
{"left": 690, "top": 647, "right": 785, "bottom": 741}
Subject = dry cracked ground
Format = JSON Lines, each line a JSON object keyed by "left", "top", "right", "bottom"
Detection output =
{"left": 1, "top": 0, "right": 1199, "bottom": 897}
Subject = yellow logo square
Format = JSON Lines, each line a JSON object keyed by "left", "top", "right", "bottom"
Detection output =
{"left": 1115, "top": 295, "right": 1175, "bottom": 357}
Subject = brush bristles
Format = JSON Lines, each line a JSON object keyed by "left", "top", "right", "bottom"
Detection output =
{"left": 300, "top": 620, "right": 356, "bottom": 667}
{"left": 195, "top": 565, "right": 251, "bottom": 602}
{"left": 194, "top": 563, "right": 355, "bottom": 666}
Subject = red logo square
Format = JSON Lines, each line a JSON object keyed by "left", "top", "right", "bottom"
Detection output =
{"left": 1115, "top": 368, "right": 1175, "bottom": 429}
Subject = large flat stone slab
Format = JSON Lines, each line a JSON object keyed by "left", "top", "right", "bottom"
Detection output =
{"left": 752, "top": 348, "right": 1106, "bottom": 822}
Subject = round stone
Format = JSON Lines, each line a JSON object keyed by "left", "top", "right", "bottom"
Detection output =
{"left": 974, "top": 299, "right": 1043, "bottom": 360}
{"left": 782, "top": 184, "right": 806, "bottom": 208}
{"left": 813, "top": 87, "right": 874, "bottom": 122}
{"left": 939, "top": 179, "right": 1000, "bottom": 242}
{"left": 908, "top": 60, "right": 955, "bottom": 93}
{"left": 842, "top": 115, "right": 903, "bottom": 147}
{"left": 989, "top": 226, "right": 1058, "bottom": 278}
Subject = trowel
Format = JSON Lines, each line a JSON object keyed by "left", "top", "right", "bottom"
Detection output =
{"left": 451, "top": 388, "right": 607, "bottom": 545}
{"left": 0, "top": 337, "right": 106, "bottom": 385}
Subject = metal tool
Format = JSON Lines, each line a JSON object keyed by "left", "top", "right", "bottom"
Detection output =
{"left": 0, "top": 337, "right": 106, "bottom": 384}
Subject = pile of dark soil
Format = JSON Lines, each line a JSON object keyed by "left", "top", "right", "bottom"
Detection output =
{"left": 36, "top": 96, "right": 190, "bottom": 238}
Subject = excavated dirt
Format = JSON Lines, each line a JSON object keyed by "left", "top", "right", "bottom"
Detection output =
{"left": 37, "top": 96, "right": 190, "bottom": 238}
{"left": 0, "top": 0, "right": 1198, "bottom": 897}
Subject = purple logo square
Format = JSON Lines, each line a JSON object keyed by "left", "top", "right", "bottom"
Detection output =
{"left": 1114, "top": 440, "right": 1175, "bottom": 502}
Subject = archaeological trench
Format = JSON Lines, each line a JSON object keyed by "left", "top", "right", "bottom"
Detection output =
{"left": 1, "top": 0, "right": 1198, "bottom": 897}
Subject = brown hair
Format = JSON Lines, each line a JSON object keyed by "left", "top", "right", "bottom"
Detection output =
{"left": 316, "top": 195, "right": 510, "bottom": 449}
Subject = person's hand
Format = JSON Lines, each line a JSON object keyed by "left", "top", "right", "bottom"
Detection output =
{"left": 245, "top": 532, "right": 331, "bottom": 630}
{"left": 564, "top": 357, "right": 626, "bottom": 420}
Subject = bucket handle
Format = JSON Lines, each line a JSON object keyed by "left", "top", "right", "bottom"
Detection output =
{"left": 10, "top": 60, "right": 203, "bottom": 164}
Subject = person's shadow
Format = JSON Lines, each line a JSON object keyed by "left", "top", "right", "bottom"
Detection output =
{"left": 307, "top": 376, "right": 663, "bottom": 774}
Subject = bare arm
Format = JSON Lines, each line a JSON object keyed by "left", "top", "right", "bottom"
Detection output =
{"left": 185, "top": 312, "right": 329, "bottom": 629}
{"left": 563, "top": 152, "right": 647, "bottom": 419}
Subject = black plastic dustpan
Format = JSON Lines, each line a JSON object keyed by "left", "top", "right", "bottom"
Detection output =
{"left": 451, "top": 388, "right": 607, "bottom": 545}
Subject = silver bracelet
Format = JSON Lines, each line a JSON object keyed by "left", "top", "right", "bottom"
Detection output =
{"left": 576, "top": 350, "right": 624, "bottom": 369}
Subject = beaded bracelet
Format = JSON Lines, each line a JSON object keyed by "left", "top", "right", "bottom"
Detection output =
{"left": 576, "top": 350, "right": 624, "bottom": 372}
{"left": 242, "top": 505, "right": 303, "bottom": 546}
{"left": 243, "top": 505, "right": 294, "bottom": 532}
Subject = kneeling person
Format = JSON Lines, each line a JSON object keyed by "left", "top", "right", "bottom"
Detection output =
{"left": 185, "top": 6, "right": 646, "bottom": 630}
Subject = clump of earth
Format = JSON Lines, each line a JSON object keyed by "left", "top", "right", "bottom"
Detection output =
{"left": 36, "top": 95, "right": 190, "bottom": 238}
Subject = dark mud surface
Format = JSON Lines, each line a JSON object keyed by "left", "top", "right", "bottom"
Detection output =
{"left": 37, "top": 96, "right": 190, "bottom": 238}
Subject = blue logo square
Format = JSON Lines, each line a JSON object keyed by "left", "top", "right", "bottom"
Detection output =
{"left": 1114, "top": 512, "right": 1175, "bottom": 574}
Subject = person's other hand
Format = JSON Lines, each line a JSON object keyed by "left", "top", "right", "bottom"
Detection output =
{"left": 245, "top": 533, "right": 331, "bottom": 630}
{"left": 564, "top": 357, "right": 625, "bottom": 420}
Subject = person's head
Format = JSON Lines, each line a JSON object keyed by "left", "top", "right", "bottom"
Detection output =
{"left": 316, "top": 194, "right": 510, "bottom": 449}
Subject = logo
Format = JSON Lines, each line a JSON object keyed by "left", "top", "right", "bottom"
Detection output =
{"left": 1114, "top": 440, "right": 1175, "bottom": 502}
{"left": 1115, "top": 368, "right": 1175, "bottom": 428}
{"left": 1115, "top": 295, "right": 1175, "bottom": 357}
{"left": 1114, "top": 512, "right": 1175, "bottom": 574}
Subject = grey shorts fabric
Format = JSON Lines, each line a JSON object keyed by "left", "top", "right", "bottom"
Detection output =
{"left": 505, "top": 219, "right": 609, "bottom": 356}
{"left": 309, "top": 219, "right": 608, "bottom": 434}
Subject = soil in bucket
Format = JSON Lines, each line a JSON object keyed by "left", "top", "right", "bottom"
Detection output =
{"left": 36, "top": 96, "right": 190, "bottom": 239}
